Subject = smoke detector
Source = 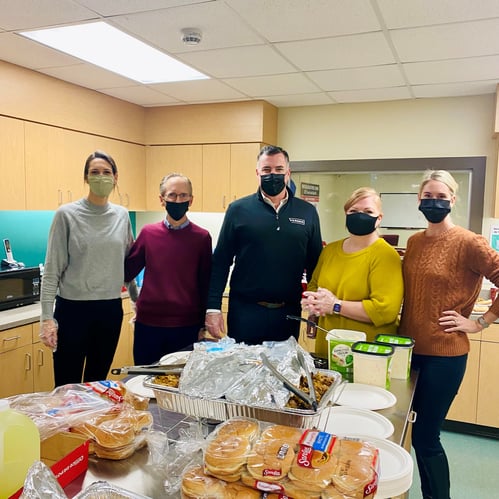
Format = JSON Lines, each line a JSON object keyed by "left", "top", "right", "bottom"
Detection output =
{"left": 181, "top": 28, "right": 202, "bottom": 46}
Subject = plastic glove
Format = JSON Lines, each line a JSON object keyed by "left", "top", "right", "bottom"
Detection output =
{"left": 204, "top": 311, "right": 225, "bottom": 339}
{"left": 39, "top": 319, "right": 58, "bottom": 352}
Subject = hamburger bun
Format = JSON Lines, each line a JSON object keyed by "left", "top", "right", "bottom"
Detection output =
{"left": 216, "top": 418, "right": 260, "bottom": 441}
{"left": 281, "top": 477, "right": 322, "bottom": 499}
{"left": 288, "top": 446, "right": 337, "bottom": 490}
{"left": 204, "top": 435, "right": 251, "bottom": 476}
{"left": 246, "top": 438, "right": 295, "bottom": 482}
{"left": 240, "top": 470, "right": 285, "bottom": 494}
{"left": 181, "top": 464, "right": 226, "bottom": 498}
{"left": 260, "top": 424, "right": 304, "bottom": 447}
{"left": 224, "top": 482, "right": 264, "bottom": 498}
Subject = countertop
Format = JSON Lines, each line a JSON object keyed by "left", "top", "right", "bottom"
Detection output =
{"left": 63, "top": 372, "right": 418, "bottom": 498}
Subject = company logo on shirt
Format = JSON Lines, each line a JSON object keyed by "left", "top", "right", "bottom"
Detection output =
{"left": 289, "top": 217, "right": 305, "bottom": 225}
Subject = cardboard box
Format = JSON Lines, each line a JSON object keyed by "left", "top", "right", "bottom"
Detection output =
{"left": 11, "top": 432, "right": 90, "bottom": 498}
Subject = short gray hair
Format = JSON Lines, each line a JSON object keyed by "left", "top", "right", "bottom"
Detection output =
{"left": 159, "top": 173, "right": 192, "bottom": 196}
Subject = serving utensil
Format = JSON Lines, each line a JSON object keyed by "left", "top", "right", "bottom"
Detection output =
{"left": 110, "top": 363, "right": 185, "bottom": 376}
{"left": 297, "top": 349, "right": 318, "bottom": 411}
{"left": 260, "top": 353, "right": 317, "bottom": 411}
{"left": 286, "top": 314, "right": 330, "bottom": 334}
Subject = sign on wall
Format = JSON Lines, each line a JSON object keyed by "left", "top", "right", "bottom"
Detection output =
{"left": 301, "top": 182, "right": 320, "bottom": 206}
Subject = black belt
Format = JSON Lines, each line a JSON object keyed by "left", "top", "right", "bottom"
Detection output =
{"left": 257, "top": 301, "right": 286, "bottom": 309}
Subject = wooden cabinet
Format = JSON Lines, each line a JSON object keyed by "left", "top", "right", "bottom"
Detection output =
{"left": 229, "top": 143, "right": 260, "bottom": 202}
{"left": 0, "top": 116, "right": 26, "bottom": 209}
{"left": 0, "top": 324, "right": 53, "bottom": 398}
{"left": 32, "top": 326, "right": 55, "bottom": 392}
{"left": 108, "top": 297, "right": 134, "bottom": 380}
{"left": 145, "top": 145, "right": 203, "bottom": 211}
{"left": 477, "top": 325, "right": 499, "bottom": 427}
{"left": 446, "top": 325, "right": 499, "bottom": 428}
{"left": 446, "top": 336, "right": 480, "bottom": 424}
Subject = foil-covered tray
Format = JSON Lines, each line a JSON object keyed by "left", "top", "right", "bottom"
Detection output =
{"left": 144, "top": 369, "right": 343, "bottom": 428}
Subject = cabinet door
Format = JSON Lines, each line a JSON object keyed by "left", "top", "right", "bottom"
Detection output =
{"left": 98, "top": 138, "right": 146, "bottom": 211}
{"left": 446, "top": 339, "right": 480, "bottom": 424}
{"left": 202, "top": 144, "right": 230, "bottom": 212}
{"left": 0, "top": 344, "right": 33, "bottom": 397}
{"left": 146, "top": 145, "right": 203, "bottom": 211}
{"left": 0, "top": 116, "right": 26, "bottom": 209}
{"left": 477, "top": 341, "right": 499, "bottom": 427}
{"left": 32, "top": 341, "right": 55, "bottom": 392}
{"left": 230, "top": 143, "right": 260, "bottom": 202}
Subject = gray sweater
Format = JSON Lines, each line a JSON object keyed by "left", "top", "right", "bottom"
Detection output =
{"left": 41, "top": 198, "right": 134, "bottom": 321}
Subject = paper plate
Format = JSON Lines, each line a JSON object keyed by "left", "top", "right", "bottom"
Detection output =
{"left": 349, "top": 435, "right": 414, "bottom": 499}
{"left": 322, "top": 406, "right": 394, "bottom": 439}
{"left": 124, "top": 375, "right": 155, "bottom": 399}
{"left": 335, "top": 383, "right": 397, "bottom": 410}
{"left": 159, "top": 350, "right": 191, "bottom": 365}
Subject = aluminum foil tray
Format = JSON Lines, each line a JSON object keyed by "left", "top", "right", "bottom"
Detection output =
{"left": 144, "top": 369, "right": 343, "bottom": 429}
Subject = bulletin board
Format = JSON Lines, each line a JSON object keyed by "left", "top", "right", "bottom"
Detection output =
{"left": 380, "top": 193, "right": 427, "bottom": 229}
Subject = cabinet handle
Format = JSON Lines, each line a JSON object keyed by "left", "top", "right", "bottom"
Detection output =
{"left": 37, "top": 348, "right": 44, "bottom": 367}
{"left": 24, "top": 352, "right": 32, "bottom": 372}
{"left": 2, "top": 335, "right": 21, "bottom": 345}
{"left": 67, "top": 190, "right": 72, "bottom": 202}
{"left": 58, "top": 189, "right": 63, "bottom": 205}
{"left": 125, "top": 193, "right": 130, "bottom": 207}
{"left": 222, "top": 195, "right": 226, "bottom": 209}
{"left": 407, "top": 410, "right": 417, "bottom": 423}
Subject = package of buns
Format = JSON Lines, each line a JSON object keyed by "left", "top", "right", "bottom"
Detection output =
{"left": 71, "top": 402, "right": 153, "bottom": 460}
{"left": 199, "top": 418, "right": 379, "bottom": 499}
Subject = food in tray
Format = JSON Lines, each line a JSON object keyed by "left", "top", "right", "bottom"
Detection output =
{"left": 152, "top": 372, "right": 181, "bottom": 388}
{"left": 285, "top": 371, "right": 335, "bottom": 410}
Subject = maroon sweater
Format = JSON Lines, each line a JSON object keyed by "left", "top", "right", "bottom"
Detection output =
{"left": 399, "top": 226, "right": 499, "bottom": 356}
{"left": 125, "top": 221, "right": 212, "bottom": 327}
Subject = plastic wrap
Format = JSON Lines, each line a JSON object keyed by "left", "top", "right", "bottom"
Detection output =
{"left": 7, "top": 382, "right": 121, "bottom": 441}
{"left": 75, "top": 481, "right": 150, "bottom": 498}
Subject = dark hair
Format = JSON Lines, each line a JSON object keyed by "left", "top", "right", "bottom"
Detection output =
{"left": 257, "top": 145, "right": 289, "bottom": 163}
{"left": 84, "top": 151, "right": 118, "bottom": 181}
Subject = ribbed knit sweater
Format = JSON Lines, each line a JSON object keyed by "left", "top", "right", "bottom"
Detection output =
{"left": 399, "top": 226, "right": 499, "bottom": 356}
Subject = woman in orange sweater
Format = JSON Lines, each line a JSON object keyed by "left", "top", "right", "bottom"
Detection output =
{"left": 399, "top": 170, "right": 499, "bottom": 499}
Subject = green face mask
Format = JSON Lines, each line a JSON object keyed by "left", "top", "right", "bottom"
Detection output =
{"left": 88, "top": 175, "right": 115, "bottom": 197}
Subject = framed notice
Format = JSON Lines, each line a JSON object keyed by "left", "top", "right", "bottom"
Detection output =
{"left": 490, "top": 224, "right": 499, "bottom": 251}
{"left": 301, "top": 182, "right": 320, "bottom": 204}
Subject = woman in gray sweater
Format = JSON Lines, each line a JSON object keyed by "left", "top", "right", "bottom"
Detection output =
{"left": 39, "top": 151, "right": 134, "bottom": 386}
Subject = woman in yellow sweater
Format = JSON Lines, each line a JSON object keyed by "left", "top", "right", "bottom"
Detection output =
{"left": 399, "top": 170, "right": 499, "bottom": 499}
{"left": 302, "top": 187, "right": 403, "bottom": 357}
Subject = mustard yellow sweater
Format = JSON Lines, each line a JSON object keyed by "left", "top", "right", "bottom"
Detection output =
{"left": 399, "top": 226, "right": 499, "bottom": 356}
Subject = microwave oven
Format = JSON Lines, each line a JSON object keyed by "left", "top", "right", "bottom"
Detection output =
{"left": 0, "top": 266, "right": 41, "bottom": 311}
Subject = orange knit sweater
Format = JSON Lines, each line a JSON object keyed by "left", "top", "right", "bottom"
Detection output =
{"left": 399, "top": 226, "right": 499, "bottom": 356}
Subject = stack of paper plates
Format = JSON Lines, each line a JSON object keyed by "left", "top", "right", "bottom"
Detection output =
{"left": 335, "top": 383, "right": 397, "bottom": 410}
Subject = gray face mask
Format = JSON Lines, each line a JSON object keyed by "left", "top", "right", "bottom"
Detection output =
{"left": 88, "top": 175, "right": 115, "bottom": 197}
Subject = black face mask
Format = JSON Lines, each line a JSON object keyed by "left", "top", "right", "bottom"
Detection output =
{"left": 261, "top": 173, "right": 286, "bottom": 197}
{"left": 418, "top": 198, "right": 451, "bottom": 223}
{"left": 166, "top": 200, "right": 189, "bottom": 221}
{"left": 346, "top": 212, "right": 378, "bottom": 236}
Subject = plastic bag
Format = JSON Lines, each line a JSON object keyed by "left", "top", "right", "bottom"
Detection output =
{"left": 19, "top": 460, "right": 66, "bottom": 499}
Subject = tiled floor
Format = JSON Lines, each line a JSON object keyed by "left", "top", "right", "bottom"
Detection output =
{"left": 409, "top": 430, "right": 499, "bottom": 498}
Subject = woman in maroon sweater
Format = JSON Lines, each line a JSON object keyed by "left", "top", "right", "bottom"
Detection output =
{"left": 399, "top": 170, "right": 499, "bottom": 499}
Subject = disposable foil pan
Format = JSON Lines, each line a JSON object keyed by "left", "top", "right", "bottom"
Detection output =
{"left": 144, "top": 369, "right": 343, "bottom": 428}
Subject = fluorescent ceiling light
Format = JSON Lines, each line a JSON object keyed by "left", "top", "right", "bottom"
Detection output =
{"left": 20, "top": 21, "right": 208, "bottom": 84}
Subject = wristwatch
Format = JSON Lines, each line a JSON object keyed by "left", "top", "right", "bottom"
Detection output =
{"left": 477, "top": 316, "right": 490, "bottom": 329}
{"left": 333, "top": 301, "right": 342, "bottom": 315}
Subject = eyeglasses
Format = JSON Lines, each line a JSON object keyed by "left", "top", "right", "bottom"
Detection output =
{"left": 162, "top": 192, "right": 191, "bottom": 201}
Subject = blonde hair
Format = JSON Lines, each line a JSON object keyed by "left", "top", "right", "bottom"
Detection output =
{"left": 344, "top": 187, "right": 381, "bottom": 212}
{"left": 419, "top": 170, "right": 458, "bottom": 196}
{"left": 159, "top": 173, "right": 192, "bottom": 196}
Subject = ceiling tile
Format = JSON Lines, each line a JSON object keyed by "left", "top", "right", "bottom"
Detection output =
{"left": 263, "top": 93, "right": 335, "bottom": 107}
{"left": 413, "top": 81, "right": 498, "bottom": 98}
{"left": 179, "top": 45, "right": 296, "bottom": 78}
{"left": 391, "top": 18, "right": 499, "bottom": 62}
{"left": 404, "top": 55, "right": 499, "bottom": 84}
{"left": 223, "top": 73, "right": 319, "bottom": 97}
{"left": 275, "top": 32, "right": 395, "bottom": 71}
{"left": 99, "top": 85, "right": 181, "bottom": 106}
{"left": 0, "top": 0, "right": 96, "bottom": 30}
{"left": 378, "top": 0, "right": 499, "bottom": 29}
{"left": 40, "top": 63, "right": 136, "bottom": 88}
{"left": 307, "top": 64, "right": 405, "bottom": 91}
{"left": 111, "top": 1, "right": 263, "bottom": 54}
{"left": 329, "top": 86, "right": 412, "bottom": 103}
{"left": 226, "top": 0, "right": 380, "bottom": 42}
{"left": 74, "top": 0, "right": 197, "bottom": 16}
{"left": 0, "top": 32, "right": 80, "bottom": 68}
{"left": 150, "top": 78, "right": 247, "bottom": 101}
